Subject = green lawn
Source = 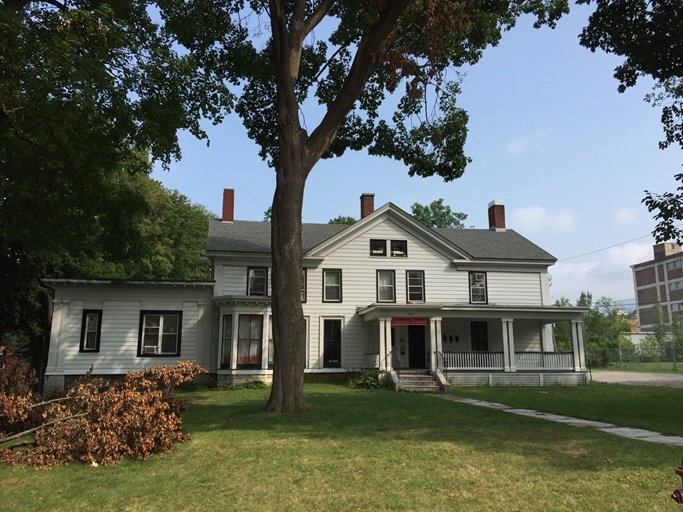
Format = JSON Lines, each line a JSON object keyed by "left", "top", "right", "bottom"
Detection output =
{"left": 0, "top": 383, "right": 681, "bottom": 511}
{"left": 449, "top": 381, "right": 683, "bottom": 436}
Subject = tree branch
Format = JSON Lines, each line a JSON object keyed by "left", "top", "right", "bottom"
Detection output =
{"left": 0, "top": 412, "right": 88, "bottom": 445}
{"left": 306, "top": 1, "right": 411, "bottom": 168}
{"left": 301, "top": 0, "right": 336, "bottom": 38}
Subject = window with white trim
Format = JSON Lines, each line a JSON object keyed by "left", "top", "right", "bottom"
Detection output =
{"left": 407, "top": 271, "right": 425, "bottom": 302}
{"left": 377, "top": 270, "right": 395, "bottom": 302}
{"left": 469, "top": 272, "right": 487, "bottom": 304}
{"left": 80, "top": 310, "right": 102, "bottom": 352}
{"left": 672, "top": 303, "right": 683, "bottom": 312}
{"left": 323, "top": 269, "right": 342, "bottom": 302}
{"left": 247, "top": 267, "right": 268, "bottom": 296}
{"left": 138, "top": 311, "right": 182, "bottom": 356}
{"left": 237, "top": 314, "right": 262, "bottom": 369}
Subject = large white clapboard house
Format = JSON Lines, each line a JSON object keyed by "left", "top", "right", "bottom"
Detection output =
{"left": 43, "top": 190, "right": 588, "bottom": 391}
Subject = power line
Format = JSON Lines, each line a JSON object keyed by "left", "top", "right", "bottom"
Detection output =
{"left": 558, "top": 223, "right": 683, "bottom": 262}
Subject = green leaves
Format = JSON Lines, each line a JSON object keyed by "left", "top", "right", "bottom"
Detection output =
{"left": 411, "top": 198, "right": 467, "bottom": 229}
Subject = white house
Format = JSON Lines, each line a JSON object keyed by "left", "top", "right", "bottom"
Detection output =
{"left": 43, "top": 189, "right": 588, "bottom": 391}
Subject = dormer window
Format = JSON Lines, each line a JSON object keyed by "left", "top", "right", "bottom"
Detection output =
{"left": 370, "top": 239, "right": 387, "bottom": 256}
{"left": 390, "top": 240, "right": 407, "bottom": 257}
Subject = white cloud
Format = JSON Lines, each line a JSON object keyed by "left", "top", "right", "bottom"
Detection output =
{"left": 506, "top": 135, "right": 536, "bottom": 155}
{"left": 612, "top": 207, "right": 637, "bottom": 226}
{"left": 551, "top": 261, "right": 599, "bottom": 280}
{"left": 509, "top": 206, "right": 577, "bottom": 233}
{"left": 605, "top": 242, "right": 652, "bottom": 268}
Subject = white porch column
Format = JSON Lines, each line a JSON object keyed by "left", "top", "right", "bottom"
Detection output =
{"left": 542, "top": 324, "right": 554, "bottom": 352}
{"left": 379, "top": 317, "right": 391, "bottom": 371}
{"left": 429, "top": 317, "right": 442, "bottom": 371}
{"left": 571, "top": 320, "right": 586, "bottom": 371}
{"left": 502, "top": 318, "right": 516, "bottom": 372}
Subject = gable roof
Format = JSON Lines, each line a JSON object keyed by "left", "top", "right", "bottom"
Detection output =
{"left": 207, "top": 205, "right": 556, "bottom": 263}
{"left": 207, "top": 219, "right": 346, "bottom": 253}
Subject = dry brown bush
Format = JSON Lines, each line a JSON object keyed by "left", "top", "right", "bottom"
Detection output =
{"left": 0, "top": 359, "right": 206, "bottom": 467}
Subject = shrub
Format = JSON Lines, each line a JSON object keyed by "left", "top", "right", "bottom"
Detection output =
{"left": 349, "top": 368, "right": 388, "bottom": 389}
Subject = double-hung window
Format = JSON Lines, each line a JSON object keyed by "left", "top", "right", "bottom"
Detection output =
{"left": 670, "top": 280, "right": 683, "bottom": 291}
{"left": 377, "top": 270, "right": 396, "bottom": 302}
{"left": 138, "top": 311, "right": 182, "bottom": 356}
{"left": 469, "top": 272, "right": 487, "bottom": 304}
{"left": 237, "top": 314, "right": 262, "bottom": 369}
{"left": 407, "top": 271, "right": 425, "bottom": 302}
{"left": 247, "top": 267, "right": 268, "bottom": 296}
{"left": 323, "top": 269, "right": 342, "bottom": 302}
{"left": 80, "top": 310, "right": 102, "bottom": 352}
{"left": 668, "top": 259, "right": 683, "bottom": 271}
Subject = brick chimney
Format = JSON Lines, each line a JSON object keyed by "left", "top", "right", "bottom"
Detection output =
{"left": 222, "top": 189, "right": 234, "bottom": 222}
{"left": 488, "top": 200, "right": 505, "bottom": 231}
{"left": 360, "top": 193, "right": 375, "bottom": 219}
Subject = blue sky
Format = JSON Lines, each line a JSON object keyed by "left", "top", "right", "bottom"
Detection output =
{"left": 151, "top": 5, "right": 681, "bottom": 309}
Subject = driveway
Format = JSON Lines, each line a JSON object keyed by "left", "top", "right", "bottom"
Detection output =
{"left": 590, "top": 370, "right": 683, "bottom": 389}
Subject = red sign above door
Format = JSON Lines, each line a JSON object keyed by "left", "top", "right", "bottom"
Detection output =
{"left": 391, "top": 317, "right": 429, "bottom": 326}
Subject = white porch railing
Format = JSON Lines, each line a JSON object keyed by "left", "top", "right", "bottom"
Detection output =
{"left": 515, "top": 352, "right": 574, "bottom": 369}
{"left": 440, "top": 351, "right": 574, "bottom": 370}
{"left": 441, "top": 351, "right": 504, "bottom": 370}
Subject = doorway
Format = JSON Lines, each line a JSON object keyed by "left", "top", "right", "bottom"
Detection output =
{"left": 408, "top": 325, "right": 426, "bottom": 369}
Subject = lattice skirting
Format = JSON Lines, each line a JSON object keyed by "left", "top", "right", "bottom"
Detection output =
{"left": 444, "top": 372, "right": 587, "bottom": 387}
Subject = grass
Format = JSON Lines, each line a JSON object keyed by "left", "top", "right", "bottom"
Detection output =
{"left": 449, "top": 381, "right": 683, "bottom": 436}
{"left": 0, "top": 383, "right": 681, "bottom": 511}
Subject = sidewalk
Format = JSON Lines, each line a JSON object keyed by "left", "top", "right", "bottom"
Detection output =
{"left": 438, "top": 394, "right": 683, "bottom": 447}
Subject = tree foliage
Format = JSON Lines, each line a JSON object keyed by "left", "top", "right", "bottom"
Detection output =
{"left": 411, "top": 198, "right": 467, "bottom": 228}
{"left": 152, "top": 0, "right": 569, "bottom": 412}
{"left": 578, "top": 0, "right": 683, "bottom": 241}
{"left": 1, "top": 172, "right": 212, "bottom": 370}
{"left": 0, "top": 359, "right": 206, "bottom": 467}
{"left": 553, "top": 291, "right": 634, "bottom": 351}
{"left": 328, "top": 215, "right": 356, "bottom": 225}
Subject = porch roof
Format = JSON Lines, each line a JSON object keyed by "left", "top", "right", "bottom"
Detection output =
{"left": 357, "top": 303, "right": 587, "bottom": 322}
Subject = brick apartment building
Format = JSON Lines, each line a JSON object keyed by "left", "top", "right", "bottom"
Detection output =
{"left": 631, "top": 243, "right": 683, "bottom": 331}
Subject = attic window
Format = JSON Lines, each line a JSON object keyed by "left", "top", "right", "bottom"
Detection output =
{"left": 390, "top": 240, "right": 407, "bottom": 257}
{"left": 370, "top": 239, "right": 386, "bottom": 256}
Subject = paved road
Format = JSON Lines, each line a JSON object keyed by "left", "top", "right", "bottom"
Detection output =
{"left": 590, "top": 370, "right": 683, "bottom": 389}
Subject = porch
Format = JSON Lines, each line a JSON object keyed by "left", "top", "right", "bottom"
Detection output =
{"left": 358, "top": 303, "right": 589, "bottom": 382}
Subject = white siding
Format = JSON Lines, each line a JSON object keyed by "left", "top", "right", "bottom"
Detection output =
{"left": 48, "top": 285, "right": 213, "bottom": 377}
{"left": 513, "top": 319, "right": 542, "bottom": 352}
{"left": 487, "top": 272, "right": 543, "bottom": 305}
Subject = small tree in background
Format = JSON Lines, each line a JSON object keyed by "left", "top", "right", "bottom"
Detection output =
{"left": 328, "top": 216, "right": 357, "bottom": 225}
{"left": 411, "top": 199, "right": 468, "bottom": 229}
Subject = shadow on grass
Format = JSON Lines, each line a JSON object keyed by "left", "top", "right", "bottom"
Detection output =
{"left": 178, "top": 383, "right": 677, "bottom": 473}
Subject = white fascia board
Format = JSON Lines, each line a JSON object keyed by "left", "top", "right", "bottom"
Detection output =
{"left": 453, "top": 261, "right": 553, "bottom": 272}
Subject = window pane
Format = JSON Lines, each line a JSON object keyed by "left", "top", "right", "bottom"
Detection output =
{"left": 390, "top": 240, "right": 407, "bottom": 257}
{"left": 324, "top": 270, "right": 341, "bottom": 301}
{"left": 145, "top": 315, "right": 160, "bottom": 329}
{"left": 323, "top": 319, "right": 341, "bottom": 368}
{"left": 325, "top": 271, "right": 340, "bottom": 286}
{"left": 162, "top": 315, "right": 178, "bottom": 334}
{"left": 161, "top": 334, "right": 177, "bottom": 354}
{"left": 469, "top": 273, "right": 487, "bottom": 303}
{"left": 85, "top": 331, "right": 97, "bottom": 350}
{"left": 237, "top": 315, "right": 262, "bottom": 368}
{"left": 370, "top": 239, "right": 386, "bottom": 256}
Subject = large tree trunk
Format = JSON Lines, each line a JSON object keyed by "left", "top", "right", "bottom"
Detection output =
{"left": 265, "top": 164, "right": 307, "bottom": 412}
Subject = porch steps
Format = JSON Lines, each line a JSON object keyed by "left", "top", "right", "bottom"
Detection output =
{"left": 397, "top": 370, "right": 443, "bottom": 393}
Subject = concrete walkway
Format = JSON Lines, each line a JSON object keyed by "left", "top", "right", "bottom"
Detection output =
{"left": 438, "top": 394, "right": 683, "bottom": 447}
